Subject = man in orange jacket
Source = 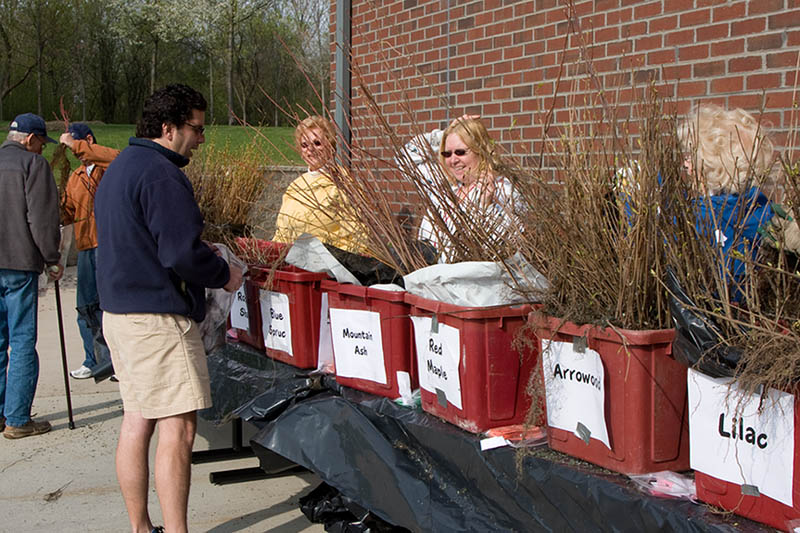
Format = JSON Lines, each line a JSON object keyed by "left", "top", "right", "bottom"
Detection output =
{"left": 60, "top": 124, "right": 120, "bottom": 379}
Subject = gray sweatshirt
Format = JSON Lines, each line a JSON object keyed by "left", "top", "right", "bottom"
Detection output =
{"left": 0, "top": 140, "right": 61, "bottom": 273}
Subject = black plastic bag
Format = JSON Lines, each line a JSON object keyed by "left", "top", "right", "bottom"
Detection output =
{"left": 300, "top": 482, "right": 410, "bottom": 533}
{"left": 322, "top": 244, "right": 404, "bottom": 286}
{"left": 322, "top": 242, "right": 437, "bottom": 287}
{"left": 665, "top": 266, "right": 741, "bottom": 378}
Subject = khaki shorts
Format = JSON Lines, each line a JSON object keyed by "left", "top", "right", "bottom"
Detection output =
{"left": 104, "top": 311, "right": 212, "bottom": 419}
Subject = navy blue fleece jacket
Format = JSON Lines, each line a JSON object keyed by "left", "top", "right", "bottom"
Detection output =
{"left": 94, "top": 138, "right": 229, "bottom": 322}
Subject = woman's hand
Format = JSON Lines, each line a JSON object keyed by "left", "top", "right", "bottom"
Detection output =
{"left": 477, "top": 172, "right": 499, "bottom": 209}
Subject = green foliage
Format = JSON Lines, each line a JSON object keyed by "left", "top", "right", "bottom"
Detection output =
{"left": 0, "top": 0, "right": 329, "bottom": 127}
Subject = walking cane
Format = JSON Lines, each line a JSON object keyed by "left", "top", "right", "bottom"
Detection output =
{"left": 53, "top": 279, "right": 76, "bottom": 429}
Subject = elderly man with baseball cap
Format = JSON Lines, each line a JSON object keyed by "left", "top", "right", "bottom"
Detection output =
{"left": 59, "top": 123, "right": 120, "bottom": 380}
{"left": 0, "top": 113, "right": 62, "bottom": 439}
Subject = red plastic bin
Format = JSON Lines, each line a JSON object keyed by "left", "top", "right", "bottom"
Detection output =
{"left": 694, "top": 391, "right": 800, "bottom": 530}
{"left": 405, "top": 293, "right": 536, "bottom": 433}
{"left": 250, "top": 265, "right": 329, "bottom": 368}
{"left": 531, "top": 315, "right": 687, "bottom": 475}
{"left": 228, "top": 277, "right": 266, "bottom": 351}
{"left": 227, "top": 239, "right": 289, "bottom": 351}
{"left": 234, "top": 237, "right": 289, "bottom": 266}
{"left": 322, "top": 280, "right": 417, "bottom": 399}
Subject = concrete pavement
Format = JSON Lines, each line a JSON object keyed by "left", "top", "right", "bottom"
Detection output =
{"left": 0, "top": 266, "right": 324, "bottom": 532}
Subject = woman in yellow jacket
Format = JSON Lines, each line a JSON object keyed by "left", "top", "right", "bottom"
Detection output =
{"left": 272, "top": 116, "right": 365, "bottom": 254}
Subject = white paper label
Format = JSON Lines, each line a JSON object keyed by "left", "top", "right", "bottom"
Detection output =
{"left": 329, "top": 308, "right": 386, "bottom": 384}
{"left": 688, "top": 369, "right": 795, "bottom": 506}
{"left": 316, "top": 293, "right": 334, "bottom": 373}
{"left": 230, "top": 283, "right": 249, "bottom": 331}
{"left": 480, "top": 436, "right": 509, "bottom": 451}
{"left": 410, "top": 316, "right": 462, "bottom": 410}
{"left": 259, "top": 290, "right": 293, "bottom": 356}
{"left": 542, "top": 339, "right": 610, "bottom": 449}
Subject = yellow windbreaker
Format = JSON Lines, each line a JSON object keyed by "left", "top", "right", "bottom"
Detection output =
{"left": 272, "top": 168, "right": 367, "bottom": 254}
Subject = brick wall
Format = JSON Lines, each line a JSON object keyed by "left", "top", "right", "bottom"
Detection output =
{"left": 332, "top": 0, "right": 800, "bottom": 209}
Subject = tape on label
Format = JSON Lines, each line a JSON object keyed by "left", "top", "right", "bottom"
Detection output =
{"left": 741, "top": 484, "right": 761, "bottom": 497}
{"left": 436, "top": 388, "right": 448, "bottom": 407}
{"left": 576, "top": 422, "right": 592, "bottom": 445}
{"left": 573, "top": 335, "right": 587, "bottom": 353}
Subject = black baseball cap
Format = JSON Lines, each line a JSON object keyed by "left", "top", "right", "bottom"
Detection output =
{"left": 68, "top": 123, "right": 96, "bottom": 142}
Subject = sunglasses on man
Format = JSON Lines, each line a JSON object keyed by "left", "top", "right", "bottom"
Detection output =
{"left": 185, "top": 122, "right": 205, "bottom": 135}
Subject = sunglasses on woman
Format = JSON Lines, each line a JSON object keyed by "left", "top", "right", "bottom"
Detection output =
{"left": 301, "top": 140, "right": 323, "bottom": 149}
{"left": 440, "top": 148, "right": 470, "bottom": 158}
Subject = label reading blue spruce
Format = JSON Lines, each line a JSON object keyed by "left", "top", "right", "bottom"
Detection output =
{"left": 259, "top": 290, "right": 292, "bottom": 356}
{"left": 230, "top": 283, "right": 249, "bottom": 331}
{"left": 410, "top": 316, "right": 462, "bottom": 410}
{"left": 688, "top": 369, "right": 795, "bottom": 506}
{"left": 329, "top": 308, "right": 386, "bottom": 384}
{"left": 542, "top": 339, "right": 610, "bottom": 449}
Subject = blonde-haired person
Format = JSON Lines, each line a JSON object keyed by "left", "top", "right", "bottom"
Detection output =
{"left": 418, "top": 116, "right": 521, "bottom": 260}
{"left": 678, "top": 104, "right": 774, "bottom": 195}
{"left": 272, "top": 116, "right": 365, "bottom": 253}
{"left": 677, "top": 103, "right": 774, "bottom": 285}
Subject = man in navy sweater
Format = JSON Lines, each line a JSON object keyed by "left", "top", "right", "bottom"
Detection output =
{"left": 95, "top": 84, "right": 243, "bottom": 533}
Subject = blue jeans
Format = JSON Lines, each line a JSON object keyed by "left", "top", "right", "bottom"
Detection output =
{"left": 77, "top": 248, "right": 101, "bottom": 368}
{"left": 0, "top": 269, "right": 39, "bottom": 426}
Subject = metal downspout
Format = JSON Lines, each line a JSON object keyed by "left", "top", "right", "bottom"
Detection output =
{"left": 335, "top": 0, "right": 352, "bottom": 166}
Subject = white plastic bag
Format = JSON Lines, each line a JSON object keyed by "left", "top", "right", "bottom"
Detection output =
{"left": 200, "top": 243, "right": 248, "bottom": 353}
{"left": 628, "top": 471, "right": 697, "bottom": 502}
{"left": 403, "top": 253, "right": 548, "bottom": 307}
{"left": 285, "top": 234, "right": 360, "bottom": 285}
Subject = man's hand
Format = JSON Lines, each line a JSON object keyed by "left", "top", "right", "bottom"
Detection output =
{"left": 46, "top": 264, "right": 64, "bottom": 281}
{"left": 59, "top": 132, "right": 76, "bottom": 149}
{"left": 223, "top": 264, "right": 244, "bottom": 292}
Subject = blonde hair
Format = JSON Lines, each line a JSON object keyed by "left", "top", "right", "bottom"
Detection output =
{"left": 295, "top": 115, "right": 337, "bottom": 153}
{"left": 439, "top": 118, "right": 503, "bottom": 184}
{"left": 677, "top": 104, "right": 774, "bottom": 195}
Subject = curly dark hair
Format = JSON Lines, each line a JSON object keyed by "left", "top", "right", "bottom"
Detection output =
{"left": 135, "top": 84, "right": 207, "bottom": 139}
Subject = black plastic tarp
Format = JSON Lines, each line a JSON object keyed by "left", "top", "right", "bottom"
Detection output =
{"left": 205, "top": 344, "right": 770, "bottom": 532}
{"left": 200, "top": 342, "right": 312, "bottom": 425}
{"left": 247, "top": 380, "right": 769, "bottom": 532}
